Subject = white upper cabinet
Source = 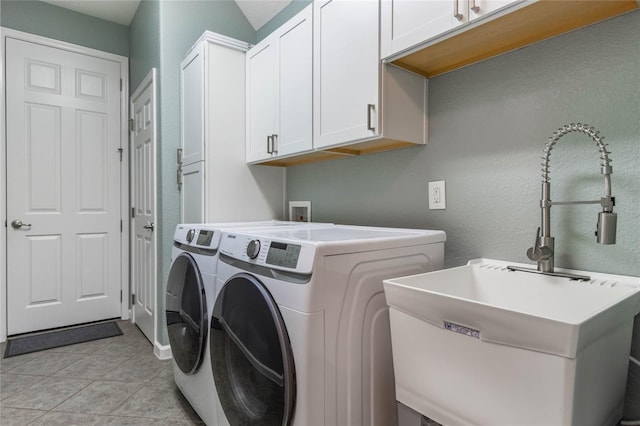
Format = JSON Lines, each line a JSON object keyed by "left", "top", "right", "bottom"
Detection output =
{"left": 246, "top": 39, "right": 276, "bottom": 162}
{"left": 379, "top": 1, "right": 637, "bottom": 78}
{"left": 313, "top": 0, "right": 380, "bottom": 149}
{"left": 246, "top": 6, "right": 312, "bottom": 163}
{"left": 381, "top": 0, "right": 520, "bottom": 59}
{"left": 313, "top": 0, "right": 427, "bottom": 153}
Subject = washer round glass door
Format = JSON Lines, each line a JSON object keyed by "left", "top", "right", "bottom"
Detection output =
{"left": 166, "top": 252, "right": 207, "bottom": 374}
{"left": 211, "top": 273, "right": 296, "bottom": 425}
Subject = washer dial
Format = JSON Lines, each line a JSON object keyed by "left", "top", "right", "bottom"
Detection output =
{"left": 246, "top": 239, "right": 261, "bottom": 259}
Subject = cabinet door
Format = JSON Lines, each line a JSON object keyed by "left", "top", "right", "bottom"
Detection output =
{"left": 180, "top": 45, "right": 205, "bottom": 165}
{"left": 275, "top": 6, "right": 313, "bottom": 157}
{"left": 382, "top": 0, "right": 522, "bottom": 59}
{"left": 246, "top": 38, "right": 276, "bottom": 163}
{"left": 381, "top": 0, "right": 468, "bottom": 58}
{"left": 468, "top": 0, "right": 520, "bottom": 21}
{"left": 180, "top": 161, "right": 204, "bottom": 223}
{"left": 314, "top": 0, "right": 380, "bottom": 149}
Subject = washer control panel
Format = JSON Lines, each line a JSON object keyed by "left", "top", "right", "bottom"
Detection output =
{"left": 174, "top": 225, "right": 217, "bottom": 249}
{"left": 220, "top": 232, "right": 315, "bottom": 274}
{"left": 265, "top": 241, "right": 301, "bottom": 269}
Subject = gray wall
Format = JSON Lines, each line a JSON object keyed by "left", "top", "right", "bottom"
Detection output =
{"left": 129, "top": 0, "right": 255, "bottom": 346}
{"left": 0, "top": 0, "right": 129, "bottom": 56}
{"left": 286, "top": 10, "right": 640, "bottom": 421}
{"left": 288, "top": 10, "right": 640, "bottom": 277}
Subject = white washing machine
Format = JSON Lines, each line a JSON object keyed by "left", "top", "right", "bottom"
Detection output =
{"left": 166, "top": 221, "right": 332, "bottom": 426}
{"left": 210, "top": 225, "right": 446, "bottom": 426}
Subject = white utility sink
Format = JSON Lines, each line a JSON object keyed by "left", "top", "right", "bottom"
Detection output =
{"left": 384, "top": 259, "right": 640, "bottom": 426}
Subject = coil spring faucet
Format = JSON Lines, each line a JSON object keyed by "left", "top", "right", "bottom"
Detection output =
{"left": 510, "top": 123, "right": 617, "bottom": 281}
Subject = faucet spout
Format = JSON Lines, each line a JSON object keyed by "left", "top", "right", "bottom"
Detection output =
{"left": 527, "top": 123, "right": 617, "bottom": 274}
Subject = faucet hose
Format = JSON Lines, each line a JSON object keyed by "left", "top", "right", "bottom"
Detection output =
{"left": 541, "top": 123, "right": 613, "bottom": 197}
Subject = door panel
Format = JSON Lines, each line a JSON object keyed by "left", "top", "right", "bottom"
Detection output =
{"left": 181, "top": 48, "right": 204, "bottom": 165}
{"left": 6, "top": 37, "right": 122, "bottom": 335}
{"left": 181, "top": 161, "right": 204, "bottom": 223}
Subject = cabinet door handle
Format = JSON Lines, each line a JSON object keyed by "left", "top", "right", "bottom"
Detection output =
{"left": 367, "top": 104, "right": 376, "bottom": 131}
{"left": 454, "top": 0, "right": 464, "bottom": 21}
{"left": 267, "top": 135, "right": 273, "bottom": 154}
{"left": 470, "top": 0, "right": 480, "bottom": 13}
{"left": 272, "top": 134, "right": 278, "bottom": 154}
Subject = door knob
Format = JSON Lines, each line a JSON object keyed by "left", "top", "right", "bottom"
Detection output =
{"left": 143, "top": 222, "right": 155, "bottom": 232}
{"left": 11, "top": 220, "right": 32, "bottom": 229}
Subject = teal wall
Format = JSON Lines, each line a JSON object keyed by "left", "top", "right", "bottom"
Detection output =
{"left": 129, "top": 0, "right": 161, "bottom": 92}
{"left": 0, "top": 0, "right": 129, "bottom": 56}
{"left": 129, "top": 0, "right": 255, "bottom": 346}
{"left": 287, "top": 10, "right": 640, "bottom": 277}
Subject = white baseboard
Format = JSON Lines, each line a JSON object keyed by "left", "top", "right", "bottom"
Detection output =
{"left": 154, "top": 341, "right": 172, "bottom": 360}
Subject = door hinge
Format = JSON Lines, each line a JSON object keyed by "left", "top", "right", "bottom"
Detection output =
{"left": 118, "top": 148, "right": 124, "bottom": 162}
{"left": 131, "top": 207, "right": 135, "bottom": 218}
{"left": 120, "top": 290, "right": 123, "bottom": 302}
{"left": 131, "top": 294, "right": 136, "bottom": 305}
{"left": 120, "top": 220, "right": 123, "bottom": 232}
{"left": 129, "top": 118, "right": 134, "bottom": 132}
{"left": 120, "top": 78, "right": 123, "bottom": 91}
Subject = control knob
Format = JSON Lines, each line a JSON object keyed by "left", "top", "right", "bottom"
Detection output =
{"left": 246, "top": 239, "right": 261, "bottom": 259}
{"left": 186, "top": 229, "right": 195, "bottom": 243}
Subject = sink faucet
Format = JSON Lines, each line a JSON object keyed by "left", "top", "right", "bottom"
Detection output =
{"left": 509, "top": 123, "right": 617, "bottom": 281}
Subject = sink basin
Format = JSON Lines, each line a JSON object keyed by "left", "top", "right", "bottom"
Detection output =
{"left": 383, "top": 259, "right": 640, "bottom": 426}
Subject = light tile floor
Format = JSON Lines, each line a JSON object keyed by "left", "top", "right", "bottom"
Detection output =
{"left": 0, "top": 321, "right": 204, "bottom": 425}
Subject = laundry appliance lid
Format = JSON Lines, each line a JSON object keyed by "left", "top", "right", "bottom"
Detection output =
{"left": 244, "top": 225, "right": 446, "bottom": 244}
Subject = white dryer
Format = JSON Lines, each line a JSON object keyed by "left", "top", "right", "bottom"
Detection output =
{"left": 210, "top": 225, "right": 446, "bottom": 426}
{"left": 166, "top": 221, "right": 331, "bottom": 425}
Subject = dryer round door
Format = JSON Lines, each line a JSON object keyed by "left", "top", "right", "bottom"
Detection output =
{"left": 165, "top": 252, "right": 208, "bottom": 374}
{"left": 210, "top": 273, "right": 296, "bottom": 426}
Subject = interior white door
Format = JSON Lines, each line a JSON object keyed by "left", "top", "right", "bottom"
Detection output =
{"left": 5, "top": 37, "right": 122, "bottom": 335}
{"left": 130, "top": 69, "right": 157, "bottom": 344}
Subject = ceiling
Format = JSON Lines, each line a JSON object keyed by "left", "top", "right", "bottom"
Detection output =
{"left": 40, "top": 0, "right": 291, "bottom": 29}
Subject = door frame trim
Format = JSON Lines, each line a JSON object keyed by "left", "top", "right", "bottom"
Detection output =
{"left": 0, "top": 27, "right": 130, "bottom": 342}
{"left": 129, "top": 68, "right": 158, "bottom": 350}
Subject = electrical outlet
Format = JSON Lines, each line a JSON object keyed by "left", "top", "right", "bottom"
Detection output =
{"left": 428, "top": 180, "right": 446, "bottom": 210}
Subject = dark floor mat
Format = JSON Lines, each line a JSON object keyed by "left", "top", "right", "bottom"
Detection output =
{"left": 3, "top": 321, "right": 123, "bottom": 358}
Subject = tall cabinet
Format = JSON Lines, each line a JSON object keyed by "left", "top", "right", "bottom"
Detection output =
{"left": 180, "top": 32, "right": 285, "bottom": 223}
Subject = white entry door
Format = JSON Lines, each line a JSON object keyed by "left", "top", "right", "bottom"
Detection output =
{"left": 130, "top": 69, "right": 157, "bottom": 344}
{"left": 5, "top": 37, "right": 123, "bottom": 335}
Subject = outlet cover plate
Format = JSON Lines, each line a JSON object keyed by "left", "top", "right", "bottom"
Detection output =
{"left": 428, "top": 180, "right": 446, "bottom": 210}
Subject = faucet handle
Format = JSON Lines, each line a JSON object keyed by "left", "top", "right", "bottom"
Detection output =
{"left": 527, "top": 227, "right": 543, "bottom": 261}
{"left": 527, "top": 227, "right": 553, "bottom": 261}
